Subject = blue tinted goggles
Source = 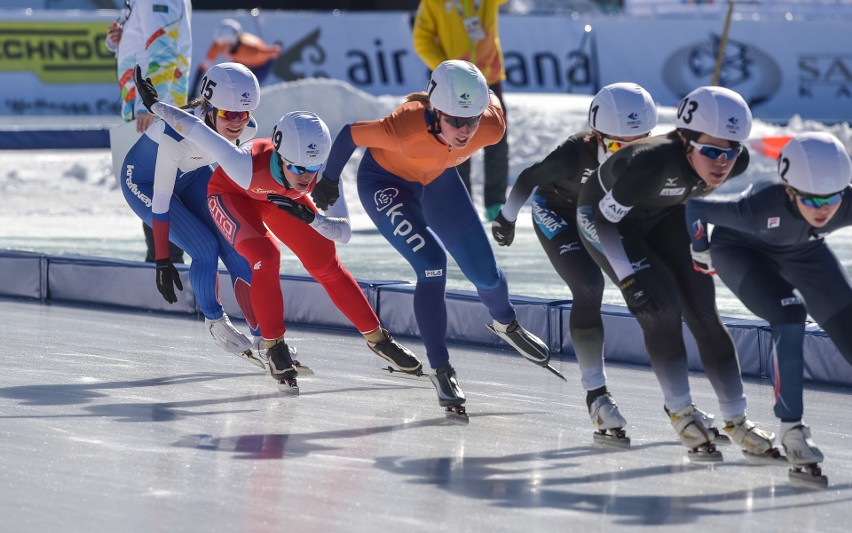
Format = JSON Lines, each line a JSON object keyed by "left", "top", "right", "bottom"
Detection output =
{"left": 286, "top": 163, "right": 322, "bottom": 175}
{"left": 689, "top": 140, "right": 743, "bottom": 160}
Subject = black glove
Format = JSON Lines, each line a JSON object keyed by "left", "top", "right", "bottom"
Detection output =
{"left": 311, "top": 175, "right": 340, "bottom": 211}
{"left": 491, "top": 211, "right": 516, "bottom": 246}
{"left": 618, "top": 274, "right": 654, "bottom": 317}
{"left": 155, "top": 258, "right": 183, "bottom": 304}
{"left": 268, "top": 194, "right": 315, "bottom": 224}
{"left": 133, "top": 65, "right": 159, "bottom": 113}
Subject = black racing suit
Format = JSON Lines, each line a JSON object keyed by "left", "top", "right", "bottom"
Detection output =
{"left": 503, "top": 131, "right": 611, "bottom": 391}
{"left": 686, "top": 182, "right": 852, "bottom": 422}
{"left": 576, "top": 130, "right": 751, "bottom": 421}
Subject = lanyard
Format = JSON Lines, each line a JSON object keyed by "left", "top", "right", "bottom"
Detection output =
{"left": 452, "top": 0, "right": 480, "bottom": 18}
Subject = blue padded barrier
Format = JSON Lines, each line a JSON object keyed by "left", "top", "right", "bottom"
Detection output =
{"left": 0, "top": 249, "right": 849, "bottom": 388}
{"left": 0, "top": 250, "right": 46, "bottom": 300}
{"left": 45, "top": 254, "right": 197, "bottom": 315}
{"left": 374, "top": 283, "right": 553, "bottom": 350}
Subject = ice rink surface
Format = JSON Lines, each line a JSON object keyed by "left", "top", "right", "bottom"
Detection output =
{"left": 2, "top": 298, "right": 852, "bottom": 532}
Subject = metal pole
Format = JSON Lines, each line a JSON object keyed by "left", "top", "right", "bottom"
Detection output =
{"left": 711, "top": 0, "right": 736, "bottom": 86}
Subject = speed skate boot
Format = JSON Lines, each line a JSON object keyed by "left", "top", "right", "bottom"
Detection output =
{"left": 589, "top": 393, "right": 630, "bottom": 448}
{"left": 693, "top": 406, "right": 730, "bottom": 445}
{"left": 666, "top": 405, "right": 722, "bottom": 462}
{"left": 266, "top": 338, "right": 298, "bottom": 395}
{"left": 256, "top": 335, "right": 313, "bottom": 375}
{"left": 487, "top": 319, "right": 550, "bottom": 366}
{"left": 723, "top": 415, "right": 783, "bottom": 463}
{"left": 429, "top": 364, "right": 467, "bottom": 422}
{"left": 782, "top": 424, "right": 828, "bottom": 487}
{"left": 367, "top": 328, "right": 423, "bottom": 375}
{"left": 206, "top": 314, "right": 264, "bottom": 369}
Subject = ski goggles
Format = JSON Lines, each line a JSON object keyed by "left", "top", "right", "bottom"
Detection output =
{"left": 285, "top": 163, "right": 322, "bottom": 175}
{"left": 441, "top": 113, "right": 482, "bottom": 129}
{"left": 689, "top": 140, "right": 743, "bottom": 160}
{"left": 215, "top": 109, "right": 251, "bottom": 121}
{"left": 790, "top": 187, "right": 844, "bottom": 209}
{"left": 603, "top": 137, "right": 637, "bottom": 153}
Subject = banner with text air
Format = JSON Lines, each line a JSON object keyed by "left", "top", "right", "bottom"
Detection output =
{"left": 0, "top": 9, "right": 849, "bottom": 122}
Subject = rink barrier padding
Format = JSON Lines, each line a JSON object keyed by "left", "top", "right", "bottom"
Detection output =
{"left": 1, "top": 249, "right": 850, "bottom": 387}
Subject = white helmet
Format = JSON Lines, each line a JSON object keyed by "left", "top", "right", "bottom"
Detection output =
{"left": 272, "top": 111, "right": 331, "bottom": 167}
{"left": 215, "top": 19, "right": 241, "bottom": 45}
{"left": 427, "top": 60, "right": 490, "bottom": 118}
{"left": 778, "top": 132, "right": 852, "bottom": 195}
{"left": 675, "top": 86, "right": 752, "bottom": 142}
{"left": 200, "top": 62, "right": 259, "bottom": 111}
{"left": 588, "top": 83, "right": 657, "bottom": 137}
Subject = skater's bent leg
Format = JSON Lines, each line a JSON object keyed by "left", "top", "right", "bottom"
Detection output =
{"left": 235, "top": 235, "right": 285, "bottom": 340}
{"left": 771, "top": 322, "right": 806, "bottom": 422}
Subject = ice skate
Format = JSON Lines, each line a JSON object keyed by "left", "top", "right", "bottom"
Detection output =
{"left": 487, "top": 320, "right": 566, "bottom": 381}
{"left": 667, "top": 405, "right": 722, "bottom": 462}
{"left": 267, "top": 338, "right": 298, "bottom": 395}
{"left": 782, "top": 424, "right": 828, "bottom": 488}
{"left": 381, "top": 365, "right": 431, "bottom": 382}
{"left": 249, "top": 335, "right": 311, "bottom": 374}
{"left": 367, "top": 328, "right": 423, "bottom": 375}
{"left": 722, "top": 415, "right": 784, "bottom": 464}
{"left": 693, "top": 406, "right": 731, "bottom": 446}
{"left": 429, "top": 365, "right": 468, "bottom": 423}
{"left": 206, "top": 315, "right": 264, "bottom": 369}
{"left": 589, "top": 393, "right": 630, "bottom": 448}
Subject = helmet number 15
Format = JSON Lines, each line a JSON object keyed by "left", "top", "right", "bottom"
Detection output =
{"left": 199, "top": 76, "right": 217, "bottom": 101}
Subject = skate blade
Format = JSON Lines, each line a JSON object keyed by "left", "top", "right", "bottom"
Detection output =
{"left": 443, "top": 405, "right": 469, "bottom": 424}
{"left": 238, "top": 350, "right": 267, "bottom": 369}
{"left": 788, "top": 466, "right": 828, "bottom": 489}
{"left": 381, "top": 366, "right": 431, "bottom": 382}
{"left": 742, "top": 448, "right": 787, "bottom": 466}
{"left": 544, "top": 363, "right": 568, "bottom": 382}
{"left": 688, "top": 445, "right": 723, "bottom": 463}
{"left": 593, "top": 430, "right": 631, "bottom": 449}
{"left": 293, "top": 360, "right": 314, "bottom": 376}
{"left": 276, "top": 377, "right": 299, "bottom": 395}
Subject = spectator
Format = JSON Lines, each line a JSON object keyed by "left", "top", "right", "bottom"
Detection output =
{"left": 192, "top": 18, "right": 282, "bottom": 95}
{"left": 106, "top": 0, "right": 191, "bottom": 263}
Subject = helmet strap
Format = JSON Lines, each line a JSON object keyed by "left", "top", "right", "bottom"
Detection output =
{"left": 427, "top": 109, "right": 442, "bottom": 136}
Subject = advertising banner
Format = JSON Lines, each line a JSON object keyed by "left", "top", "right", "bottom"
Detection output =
{"left": 595, "top": 18, "right": 852, "bottom": 122}
{"left": 0, "top": 9, "right": 849, "bottom": 122}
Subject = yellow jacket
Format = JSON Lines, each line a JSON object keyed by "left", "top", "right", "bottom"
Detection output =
{"left": 412, "top": 0, "right": 506, "bottom": 85}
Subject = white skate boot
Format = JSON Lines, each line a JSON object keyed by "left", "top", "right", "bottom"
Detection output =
{"left": 589, "top": 394, "right": 630, "bottom": 448}
{"left": 667, "top": 405, "right": 721, "bottom": 461}
{"left": 723, "top": 415, "right": 781, "bottom": 463}
{"left": 429, "top": 365, "right": 467, "bottom": 422}
{"left": 782, "top": 424, "right": 828, "bottom": 487}
{"left": 693, "top": 406, "right": 730, "bottom": 445}
{"left": 205, "top": 315, "right": 265, "bottom": 369}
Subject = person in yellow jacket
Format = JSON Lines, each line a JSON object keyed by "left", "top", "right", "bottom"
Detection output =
{"left": 412, "top": 0, "right": 509, "bottom": 222}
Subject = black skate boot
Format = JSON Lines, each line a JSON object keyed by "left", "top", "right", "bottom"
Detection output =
{"left": 486, "top": 320, "right": 566, "bottom": 381}
{"left": 267, "top": 338, "right": 298, "bottom": 395}
{"left": 429, "top": 364, "right": 468, "bottom": 422}
{"left": 367, "top": 328, "right": 423, "bottom": 375}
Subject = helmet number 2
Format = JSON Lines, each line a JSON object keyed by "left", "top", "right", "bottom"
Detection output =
{"left": 199, "top": 75, "right": 217, "bottom": 101}
{"left": 677, "top": 98, "right": 698, "bottom": 124}
{"left": 778, "top": 156, "right": 790, "bottom": 179}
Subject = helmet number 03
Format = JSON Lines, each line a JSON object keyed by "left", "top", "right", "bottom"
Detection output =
{"left": 677, "top": 98, "right": 698, "bottom": 125}
{"left": 199, "top": 76, "right": 218, "bottom": 101}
